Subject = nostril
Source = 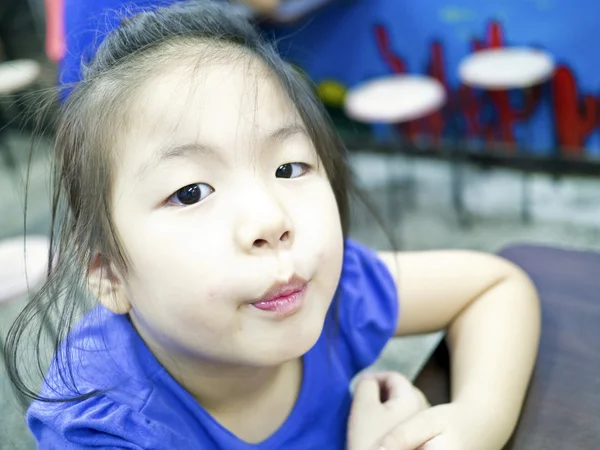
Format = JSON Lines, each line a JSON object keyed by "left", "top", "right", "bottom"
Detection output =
{"left": 253, "top": 239, "right": 268, "bottom": 248}
{"left": 280, "top": 231, "right": 290, "bottom": 242}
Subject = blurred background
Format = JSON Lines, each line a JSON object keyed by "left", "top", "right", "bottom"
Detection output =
{"left": 2, "top": 0, "right": 600, "bottom": 448}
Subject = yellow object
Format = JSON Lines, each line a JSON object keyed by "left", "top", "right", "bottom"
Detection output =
{"left": 317, "top": 80, "right": 347, "bottom": 107}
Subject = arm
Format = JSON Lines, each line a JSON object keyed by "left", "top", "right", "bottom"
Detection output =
{"left": 378, "top": 250, "right": 541, "bottom": 448}
{"left": 237, "top": 0, "right": 282, "bottom": 13}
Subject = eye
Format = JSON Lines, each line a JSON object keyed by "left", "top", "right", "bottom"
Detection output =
{"left": 167, "top": 183, "right": 214, "bottom": 206}
{"left": 275, "top": 163, "right": 310, "bottom": 179}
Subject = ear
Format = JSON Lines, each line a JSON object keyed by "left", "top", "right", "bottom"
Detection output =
{"left": 88, "top": 254, "right": 131, "bottom": 314}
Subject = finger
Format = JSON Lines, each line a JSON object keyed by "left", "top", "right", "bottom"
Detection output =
{"left": 385, "top": 385, "right": 430, "bottom": 413}
{"left": 376, "top": 409, "right": 442, "bottom": 450}
{"left": 381, "top": 372, "right": 413, "bottom": 402}
{"left": 360, "top": 371, "right": 413, "bottom": 403}
{"left": 352, "top": 376, "right": 381, "bottom": 408}
{"left": 374, "top": 373, "right": 430, "bottom": 414}
{"left": 411, "top": 386, "right": 431, "bottom": 409}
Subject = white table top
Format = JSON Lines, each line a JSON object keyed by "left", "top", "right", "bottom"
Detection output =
{"left": 0, "top": 235, "right": 49, "bottom": 304}
{"left": 0, "top": 59, "right": 40, "bottom": 95}
{"left": 459, "top": 47, "right": 555, "bottom": 90}
{"left": 344, "top": 75, "right": 446, "bottom": 124}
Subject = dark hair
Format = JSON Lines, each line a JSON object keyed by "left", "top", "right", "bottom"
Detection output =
{"left": 4, "top": 0, "right": 357, "bottom": 407}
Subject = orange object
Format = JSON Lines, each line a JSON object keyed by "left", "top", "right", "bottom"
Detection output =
{"left": 45, "top": 0, "right": 66, "bottom": 62}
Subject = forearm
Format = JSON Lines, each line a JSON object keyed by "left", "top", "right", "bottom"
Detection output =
{"left": 446, "top": 259, "right": 541, "bottom": 448}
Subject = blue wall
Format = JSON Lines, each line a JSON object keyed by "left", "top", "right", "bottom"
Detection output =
{"left": 270, "top": 0, "right": 600, "bottom": 157}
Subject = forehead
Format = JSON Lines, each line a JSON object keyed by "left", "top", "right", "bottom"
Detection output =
{"left": 122, "top": 54, "right": 300, "bottom": 153}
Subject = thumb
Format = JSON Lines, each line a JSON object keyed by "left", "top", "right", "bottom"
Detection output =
{"left": 375, "top": 409, "right": 442, "bottom": 450}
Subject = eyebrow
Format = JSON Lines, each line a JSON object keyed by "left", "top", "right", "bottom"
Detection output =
{"left": 134, "top": 124, "right": 308, "bottom": 180}
{"left": 268, "top": 124, "right": 307, "bottom": 144}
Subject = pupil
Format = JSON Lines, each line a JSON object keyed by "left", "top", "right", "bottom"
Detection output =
{"left": 276, "top": 164, "right": 292, "bottom": 178}
{"left": 177, "top": 185, "right": 200, "bottom": 204}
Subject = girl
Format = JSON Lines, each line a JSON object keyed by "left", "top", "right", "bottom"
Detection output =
{"left": 5, "top": 1, "right": 540, "bottom": 449}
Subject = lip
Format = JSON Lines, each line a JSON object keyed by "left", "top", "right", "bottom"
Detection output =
{"left": 251, "top": 275, "right": 308, "bottom": 318}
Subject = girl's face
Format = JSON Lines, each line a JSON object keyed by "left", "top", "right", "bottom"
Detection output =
{"left": 107, "top": 56, "right": 344, "bottom": 367}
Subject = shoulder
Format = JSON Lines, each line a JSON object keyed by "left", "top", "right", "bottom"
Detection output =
{"left": 340, "top": 239, "right": 396, "bottom": 285}
{"left": 339, "top": 239, "right": 398, "bottom": 307}
{"left": 27, "top": 390, "right": 179, "bottom": 449}
{"left": 333, "top": 240, "right": 399, "bottom": 373}
{"left": 29, "top": 306, "right": 162, "bottom": 424}
{"left": 27, "top": 307, "right": 191, "bottom": 448}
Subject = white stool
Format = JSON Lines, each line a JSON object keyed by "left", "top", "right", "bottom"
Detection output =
{"left": 459, "top": 47, "right": 554, "bottom": 91}
{"left": 456, "top": 47, "right": 555, "bottom": 224}
{"left": 344, "top": 75, "right": 446, "bottom": 229}
{"left": 345, "top": 75, "right": 446, "bottom": 124}
{"left": 0, "top": 235, "right": 50, "bottom": 358}
{"left": 0, "top": 59, "right": 40, "bottom": 94}
{"left": 0, "top": 59, "right": 41, "bottom": 169}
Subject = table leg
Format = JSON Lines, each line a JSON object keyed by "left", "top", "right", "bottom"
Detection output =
{"left": 521, "top": 170, "right": 532, "bottom": 224}
{"left": 447, "top": 106, "right": 470, "bottom": 228}
{"left": 0, "top": 107, "right": 17, "bottom": 170}
{"left": 520, "top": 87, "right": 537, "bottom": 225}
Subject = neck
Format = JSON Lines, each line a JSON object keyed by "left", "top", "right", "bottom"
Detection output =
{"left": 130, "top": 315, "right": 299, "bottom": 413}
{"left": 173, "top": 358, "right": 293, "bottom": 413}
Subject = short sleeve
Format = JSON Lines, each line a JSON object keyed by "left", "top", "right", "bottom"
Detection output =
{"left": 335, "top": 239, "right": 399, "bottom": 375}
{"left": 26, "top": 307, "right": 188, "bottom": 449}
{"left": 27, "top": 393, "right": 184, "bottom": 449}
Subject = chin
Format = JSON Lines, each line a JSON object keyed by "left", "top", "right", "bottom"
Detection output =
{"left": 250, "top": 315, "right": 326, "bottom": 366}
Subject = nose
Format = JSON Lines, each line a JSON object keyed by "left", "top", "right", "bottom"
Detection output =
{"left": 234, "top": 183, "right": 294, "bottom": 252}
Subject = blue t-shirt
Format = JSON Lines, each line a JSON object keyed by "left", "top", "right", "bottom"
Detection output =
{"left": 28, "top": 240, "right": 399, "bottom": 449}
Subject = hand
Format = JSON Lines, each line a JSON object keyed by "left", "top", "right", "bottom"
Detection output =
{"left": 347, "top": 372, "right": 433, "bottom": 450}
{"left": 377, "top": 402, "right": 488, "bottom": 450}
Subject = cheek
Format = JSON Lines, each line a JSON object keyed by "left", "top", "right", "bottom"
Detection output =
{"left": 126, "top": 250, "right": 231, "bottom": 314}
{"left": 124, "top": 269, "right": 237, "bottom": 357}
{"left": 118, "top": 220, "right": 236, "bottom": 332}
{"left": 293, "top": 180, "right": 344, "bottom": 288}
{"left": 121, "top": 205, "right": 228, "bottom": 283}
{"left": 297, "top": 180, "right": 343, "bottom": 242}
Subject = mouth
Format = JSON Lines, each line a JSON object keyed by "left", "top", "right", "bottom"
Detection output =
{"left": 250, "top": 275, "right": 308, "bottom": 318}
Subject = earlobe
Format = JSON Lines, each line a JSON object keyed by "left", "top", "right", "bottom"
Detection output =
{"left": 88, "top": 254, "right": 131, "bottom": 314}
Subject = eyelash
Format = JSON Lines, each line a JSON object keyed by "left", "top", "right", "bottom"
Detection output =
{"left": 166, "top": 162, "right": 311, "bottom": 207}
